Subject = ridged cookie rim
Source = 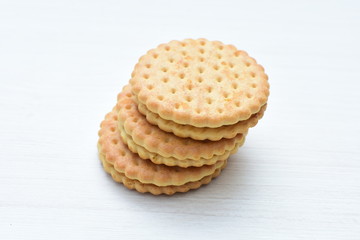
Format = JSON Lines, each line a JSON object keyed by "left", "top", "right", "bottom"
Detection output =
{"left": 98, "top": 107, "right": 226, "bottom": 186}
{"left": 118, "top": 123, "right": 244, "bottom": 167}
{"left": 137, "top": 101, "right": 266, "bottom": 141}
{"left": 100, "top": 154, "right": 225, "bottom": 195}
{"left": 117, "top": 85, "right": 245, "bottom": 160}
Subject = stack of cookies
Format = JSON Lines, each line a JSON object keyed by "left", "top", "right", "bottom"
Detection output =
{"left": 98, "top": 39, "right": 269, "bottom": 195}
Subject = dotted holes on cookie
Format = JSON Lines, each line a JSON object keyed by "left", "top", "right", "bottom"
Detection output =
{"left": 235, "top": 101, "right": 241, "bottom": 107}
{"left": 143, "top": 74, "right": 149, "bottom": 79}
{"left": 245, "top": 61, "right": 251, "bottom": 67}
{"left": 199, "top": 40, "right": 206, "bottom": 46}
{"left": 234, "top": 73, "right": 239, "bottom": 78}
{"left": 110, "top": 127, "right": 116, "bottom": 132}
{"left": 133, "top": 118, "right": 139, "bottom": 123}
{"left": 198, "top": 67, "right": 204, "bottom": 74}
{"left": 207, "top": 86, "right": 213, "bottom": 93}
{"left": 229, "top": 63, "right": 234, "bottom": 68}
{"left": 112, "top": 115, "right": 118, "bottom": 121}
{"left": 157, "top": 95, "right": 164, "bottom": 101}
{"left": 246, "top": 93, "right": 252, "bottom": 98}
{"left": 145, "top": 129, "right": 152, "bottom": 135}
{"left": 234, "top": 51, "right": 242, "bottom": 57}
{"left": 186, "top": 84, "right": 193, "bottom": 90}
{"left": 162, "top": 77, "right": 169, "bottom": 83}
{"left": 126, "top": 92, "right": 132, "bottom": 98}
{"left": 217, "top": 108, "right": 223, "bottom": 114}
{"left": 145, "top": 64, "right": 151, "bottom": 69}
{"left": 223, "top": 92, "right": 229, "bottom": 98}
{"left": 125, "top": 105, "right": 131, "bottom": 110}
{"left": 216, "top": 54, "right": 222, "bottom": 60}
{"left": 213, "top": 65, "right": 219, "bottom": 71}
{"left": 183, "top": 62, "right": 189, "bottom": 68}
{"left": 199, "top": 57, "right": 205, "bottom": 62}
{"left": 152, "top": 53, "right": 159, "bottom": 59}
{"left": 161, "top": 67, "right": 168, "bottom": 73}
{"left": 251, "top": 83, "right": 257, "bottom": 88}
{"left": 179, "top": 73, "right": 185, "bottom": 79}
{"left": 196, "top": 108, "right": 201, "bottom": 114}
{"left": 232, "top": 83, "right": 238, "bottom": 89}
{"left": 197, "top": 77, "right": 203, "bottom": 83}
{"left": 206, "top": 98, "right": 212, "bottom": 104}
{"left": 169, "top": 58, "right": 174, "bottom": 63}
{"left": 175, "top": 103, "right": 180, "bottom": 109}
{"left": 216, "top": 76, "right": 222, "bottom": 83}
{"left": 119, "top": 150, "right": 126, "bottom": 156}
{"left": 147, "top": 84, "right": 154, "bottom": 90}
{"left": 171, "top": 88, "right": 176, "bottom": 94}
{"left": 186, "top": 96, "right": 192, "bottom": 102}
{"left": 165, "top": 46, "right": 170, "bottom": 51}
{"left": 112, "top": 139, "right": 118, "bottom": 145}
{"left": 251, "top": 72, "right": 256, "bottom": 78}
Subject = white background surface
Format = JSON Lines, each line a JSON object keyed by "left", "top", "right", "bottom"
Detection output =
{"left": 1, "top": 0, "right": 359, "bottom": 239}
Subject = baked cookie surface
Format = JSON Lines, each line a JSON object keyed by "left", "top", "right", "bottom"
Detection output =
{"left": 130, "top": 38, "right": 269, "bottom": 127}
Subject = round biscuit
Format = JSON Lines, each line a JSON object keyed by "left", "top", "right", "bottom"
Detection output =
{"left": 100, "top": 156, "right": 226, "bottom": 195}
{"left": 98, "top": 107, "right": 225, "bottom": 187}
{"left": 118, "top": 123, "right": 244, "bottom": 167}
{"left": 130, "top": 38, "right": 269, "bottom": 127}
{"left": 117, "top": 85, "right": 245, "bottom": 160}
{"left": 137, "top": 101, "right": 266, "bottom": 141}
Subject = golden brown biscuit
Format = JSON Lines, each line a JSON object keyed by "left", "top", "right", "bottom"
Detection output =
{"left": 117, "top": 85, "right": 245, "bottom": 160}
{"left": 118, "top": 123, "right": 244, "bottom": 167}
{"left": 98, "top": 107, "right": 225, "bottom": 187}
{"left": 100, "top": 155, "right": 225, "bottom": 195}
{"left": 137, "top": 101, "right": 266, "bottom": 141}
{"left": 130, "top": 38, "right": 269, "bottom": 127}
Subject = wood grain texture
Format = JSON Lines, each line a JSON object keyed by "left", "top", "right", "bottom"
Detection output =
{"left": 0, "top": 0, "right": 359, "bottom": 239}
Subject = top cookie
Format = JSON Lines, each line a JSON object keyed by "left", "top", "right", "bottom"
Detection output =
{"left": 130, "top": 38, "right": 269, "bottom": 128}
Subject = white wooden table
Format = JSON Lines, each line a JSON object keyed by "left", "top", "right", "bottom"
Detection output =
{"left": 1, "top": 0, "right": 359, "bottom": 239}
